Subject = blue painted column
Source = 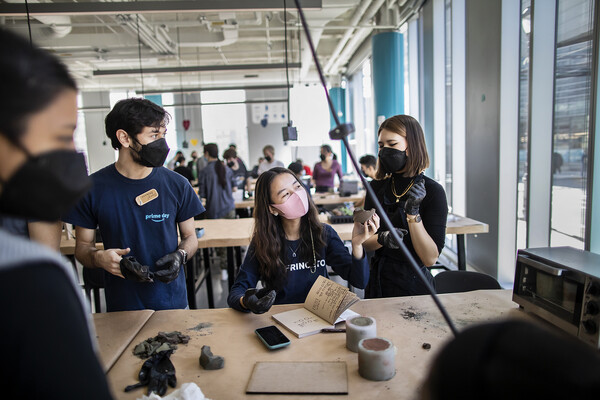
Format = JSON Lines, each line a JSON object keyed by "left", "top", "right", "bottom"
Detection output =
{"left": 144, "top": 94, "right": 163, "bottom": 106}
{"left": 329, "top": 86, "right": 348, "bottom": 174}
{"left": 372, "top": 31, "right": 404, "bottom": 153}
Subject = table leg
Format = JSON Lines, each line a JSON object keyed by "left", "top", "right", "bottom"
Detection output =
{"left": 457, "top": 234, "right": 466, "bottom": 271}
{"left": 227, "top": 247, "right": 235, "bottom": 290}
{"left": 235, "top": 246, "right": 242, "bottom": 275}
{"left": 186, "top": 254, "right": 197, "bottom": 310}
{"left": 203, "top": 248, "right": 214, "bottom": 309}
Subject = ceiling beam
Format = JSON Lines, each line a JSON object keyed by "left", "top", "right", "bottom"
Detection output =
{"left": 0, "top": 1, "right": 322, "bottom": 16}
{"left": 142, "top": 84, "right": 291, "bottom": 95}
{"left": 93, "top": 63, "right": 301, "bottom": 76}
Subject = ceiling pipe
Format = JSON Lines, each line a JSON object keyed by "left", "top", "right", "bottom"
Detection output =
{"left": 5, "top": 0, "right": 72, "bottom": 38}
{"left": 323, "top": 0, "right": 373, "bottom": 75}
{"left": 265, "top": 12, "right": 273, "bottom": 63}
{"left": 327, "top": 0, "right": 387, "bottom": 75}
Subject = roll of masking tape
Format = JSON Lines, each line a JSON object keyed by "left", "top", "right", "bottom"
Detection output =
{"left": 346, "top": 316, "right": 376, "bottom": 352}
{"left": 358, "top": 337, "right": 396, "bottom": 381}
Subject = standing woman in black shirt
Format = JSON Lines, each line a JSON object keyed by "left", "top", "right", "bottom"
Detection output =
{"left": 363, "top": 115, "right": 448, "bottom": 298}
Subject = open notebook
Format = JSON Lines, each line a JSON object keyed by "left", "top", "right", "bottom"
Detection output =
{"left": 272, "top": 275, "right": 360, "bottom": 338}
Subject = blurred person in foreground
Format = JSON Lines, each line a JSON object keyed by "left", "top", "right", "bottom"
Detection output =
{"left": 421, "top": 320, "right": 600, "bottom": 400}
{"left": 0, "top": 28, "right": 113, "bottom": 399}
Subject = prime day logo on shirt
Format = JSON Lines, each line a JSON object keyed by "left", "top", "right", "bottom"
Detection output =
{"left": 146, "top": 213, "right": 170, "bottom": 223}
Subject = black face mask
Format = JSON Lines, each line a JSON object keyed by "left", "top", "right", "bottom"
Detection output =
{"left": 0, "top": 149, "right": 91, "bottom": 221}
{"left": 130, "top": 137, "right": 170, "bottom": 168}
{"left": 265, "top": 155, "right": 272, "bottom": 163}
{"left": 319, "top": 154, "right": 326, "bottom": 161}
{"left": 379, "top": 147, "right": 407, "bottom": 174}
{"left": 361, "top": 170, "right": 368, "bottom": 178}
{"left": 227, "top": 161, "right": 235, "bottom": 168}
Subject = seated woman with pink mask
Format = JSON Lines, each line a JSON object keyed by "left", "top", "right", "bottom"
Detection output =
{"left": 228, "top": 167, "right": 379, "bottom": 313}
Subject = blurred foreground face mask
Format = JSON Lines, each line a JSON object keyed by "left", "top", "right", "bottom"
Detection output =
{"left": 0, "top": 149, "right": 91, "bottom": 221}
{"left": 131, "top": 137, "right": 170, "bottom": 168}
{"left": 271, "top": 187, "right": 309, "bottom": 220}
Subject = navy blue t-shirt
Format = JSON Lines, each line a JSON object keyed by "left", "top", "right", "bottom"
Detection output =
{"left": 64, "top": 164, "right": 205, "bottom": 312}
{"left": 227, "top": 224, "right": 368, "bottom": 311}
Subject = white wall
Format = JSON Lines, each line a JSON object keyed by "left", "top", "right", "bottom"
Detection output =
{"left": 81, "top": 91, "right": 116, "bottom": 173}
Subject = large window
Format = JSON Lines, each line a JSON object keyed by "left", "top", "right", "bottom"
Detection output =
{"left": 516, "top": 0, "right": 531, "bottom": 250}
{"left": 200, "top": 90, "right": 249, "bottom": 163}
{"left": 444, "top": 0, "right": 453, "bottom": 208}
{"left": 550, "top": 0, "right": 596, "bottom": 248}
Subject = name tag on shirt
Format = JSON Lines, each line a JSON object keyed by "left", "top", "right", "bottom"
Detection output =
{"left": 136, "top": 189, "right": 158, "bottom": 206}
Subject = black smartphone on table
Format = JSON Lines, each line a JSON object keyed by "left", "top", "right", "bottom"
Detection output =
{"left": 255, "top": 325, "right": 290, "bottom": 350}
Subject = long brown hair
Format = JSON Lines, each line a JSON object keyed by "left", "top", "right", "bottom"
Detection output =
{"left": 252, "top": 167, "right": 325, "bottom": 291}
{"left": 204, "top": 143, "right": 227, "bottom": 189}
{"left": 375, "top": 115, "right": 430, "bottom": 179}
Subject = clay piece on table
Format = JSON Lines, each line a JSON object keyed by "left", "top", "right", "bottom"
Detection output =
{"left": 133, "top": 331, "right": 191, "bottom": 359}
{"left": 353, "top": 208, "right": 376, "bottom": 224}
{"left": 199, "top": 345, "right": 225, "bottom": 370}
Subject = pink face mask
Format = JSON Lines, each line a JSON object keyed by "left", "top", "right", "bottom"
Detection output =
{"left": 271, "top": 187, "right": 309, "bottom": 220}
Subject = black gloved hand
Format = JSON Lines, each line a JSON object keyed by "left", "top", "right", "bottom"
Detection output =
{"left": 154, "top": 250, "right": 183, "bottom": 283}
{"left": 120, "top": 257, "right": 154, "bottom": 283}
{"left": 377, "top": 228, "right": 408, "bottom": 249}
{"left": 404, "top": 177, "right": 426, "bottom": 216}
{"left": 242, "top": 288, "right": 276, "bottom": 314}
{"left": 125, "top": 350, "right": 176, "bottom": 396}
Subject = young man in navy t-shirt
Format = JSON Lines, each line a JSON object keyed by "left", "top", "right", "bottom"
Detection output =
{"left": 64, "top": 98, "right": 204, "bottom": 311}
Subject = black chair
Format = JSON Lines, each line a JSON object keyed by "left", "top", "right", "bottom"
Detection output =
{"left": 82, "top": 267, "right": 105, "bottom": 313}
{"left": 434, "top": 270, "right": 501, "bottom": 294}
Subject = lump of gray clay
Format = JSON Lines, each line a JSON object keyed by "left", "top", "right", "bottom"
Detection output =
{"left": 199, "top": 345, "right": 224, "bottom": 370}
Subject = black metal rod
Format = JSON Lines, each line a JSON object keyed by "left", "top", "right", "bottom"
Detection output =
{"left": 293, "top": 0, "right": 458, "bottom": 337}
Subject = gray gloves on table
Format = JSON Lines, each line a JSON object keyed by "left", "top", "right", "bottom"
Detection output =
{"left": 242, "top": 288, "right": 277, "bottom": 314}
{"left": 124, "top": 350, "right": 176, "bottom": 396}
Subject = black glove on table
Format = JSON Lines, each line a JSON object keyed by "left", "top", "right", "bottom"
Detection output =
{"left": 404, "top": 177, "right": 426, "bottom": 216}
{"left": 242, "top": 288, "right": 276, "bottom": 314}
{"left": 124, "top": 350, "right": 176, "bottom": 396}
{"left": 154, "top": 250, "right": 183, "bottom": 283}
{"left": 120, "top": 257, "right": 154, "bottom": 283}
{"left": 377, "top": 228, "right": 408, "bottom": 249}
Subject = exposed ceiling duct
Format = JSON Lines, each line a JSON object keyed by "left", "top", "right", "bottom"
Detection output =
{"left": 323, "top": 0, "right": 373, "bottom": 75}
{"left": 326, "top": 0, "right": 387, "bottom": 75}
{"left": 4, "top": 0, "right": 72, "bottom": 38}
{"left": 1, "top": 0, "right": 394, "bottom": 91}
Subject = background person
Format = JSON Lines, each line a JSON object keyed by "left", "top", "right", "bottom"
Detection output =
{"left": 223, "top": 147, "right": 248, "bottom": 191}
{"left": 227, "top": 167, "right": 379, "bottom": 313}
{"left": 257, "top": 145, "right": 284, "bottom": 175}
{"left": 166, "top": 150, "right": 184, "bottom": 170}
{"left": 313, "top": 144, "right": 343, "bottom": 193}
{"left": 64, "top": 98, "right": 204, "bottom": 312}
{"left": 198, "top": 143, "right": 236, "bottom": 219}
{"left": 0, "top": 27, "right": 112, "bottom": 399}
{"left": 359, "top": 154, "right": 378, "bottom": 179}
{"left": 187, "top": 150, "right": 199, "bottom": 180}
{"left": 363, "top": 115, "right": 447, "bottom": 298}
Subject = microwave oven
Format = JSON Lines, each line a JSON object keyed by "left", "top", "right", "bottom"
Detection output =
{"left": 512, "top": 246, "right": 600, "bottom": 348}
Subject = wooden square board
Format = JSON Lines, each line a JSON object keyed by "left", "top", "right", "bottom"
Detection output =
{"left": 246, "top": 361, "right": 348, "bottom": 395}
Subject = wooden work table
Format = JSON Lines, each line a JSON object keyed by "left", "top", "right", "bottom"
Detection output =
{"left": 93, "top": 310, "right": 154, "bottom": 372}
{"left": 103, "top": 289, "right": 526, "bottom": 399}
